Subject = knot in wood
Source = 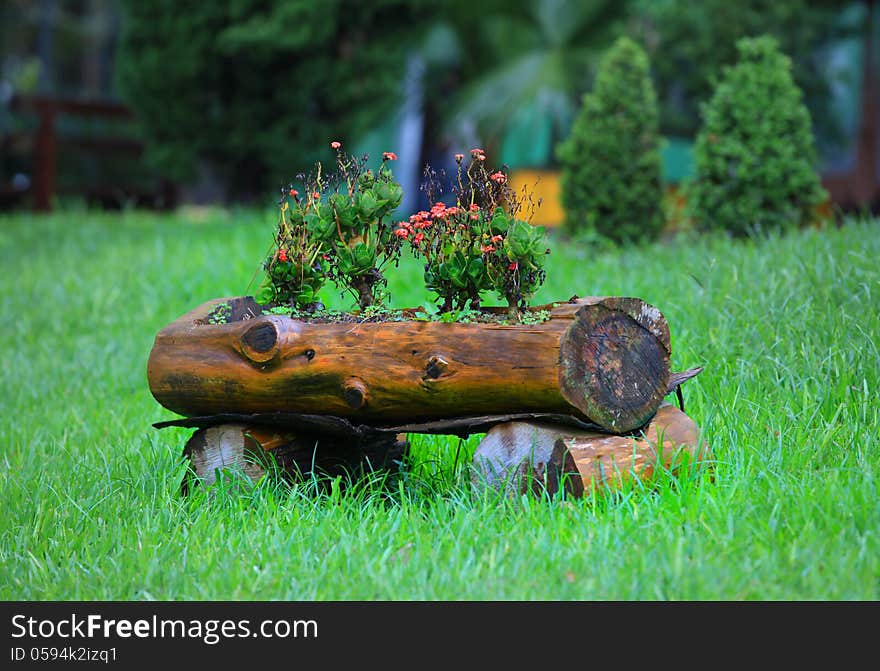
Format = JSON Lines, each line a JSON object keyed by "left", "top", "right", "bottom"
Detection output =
{"left": 239, "top": 319, "right": 281, "bottom": 364}
{"left": 424, "top": 356, "right": 449, "bottom": 380}
{"left": 343, "top": 377, "right": 369, "bottom": 409}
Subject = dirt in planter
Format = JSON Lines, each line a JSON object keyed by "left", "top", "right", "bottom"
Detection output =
{"left": 199, "top": 296, "right": 552, "bottom": 326}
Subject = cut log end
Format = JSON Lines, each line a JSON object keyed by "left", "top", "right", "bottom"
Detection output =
{"left": 469, "top": 422, "right": 565, "bottom": 496}
{"left": 181, "top": 423, "right": 408, "bottom": 494}
{"left": 182, "top": 424, "right": 270, "bottom": 489}
{"left": 471, "top": 404, "right": 711, "bottom": 498}
{"left": 559, "top": 302, "right": 670, "bottom": 433}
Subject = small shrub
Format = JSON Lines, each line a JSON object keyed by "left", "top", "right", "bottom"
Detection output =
{"left": 259, "top": 145, "right": 550, "bottom": 322}
{"left": 556, "top": 36, "right": 664, "bottom": 245}
{"left": 259, "top": 142, "right": 403, "bottom": 312}
{"left": 688, "top": 35, "right": 828, "bottom": 236}
{"left": 400, "top": 149, "right": 549, "bottom": 321}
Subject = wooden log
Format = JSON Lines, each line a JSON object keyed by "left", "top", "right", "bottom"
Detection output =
{"left": 182, "top": 424, "right": 271, "bottom": 488}
{"left": 547, "top": 404, "right": 712, "bottom": 496}
{"left": 148, "top": 295, "right": 671, "bottom": 433}
{"left": 471, "top": 404, "right": 711, "bottom": 497}
{"left": 181, "top": 423, "right": 408, "bottom": 493}
{"left": 470, "top": 421, "right": 580, "bottom": 496}
{"left": 153, "top": 365, "right": 702, "bottom": 439}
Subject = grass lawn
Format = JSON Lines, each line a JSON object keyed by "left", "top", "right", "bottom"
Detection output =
{"left": 1, "top": 208, "right": 878, "bottom": 600}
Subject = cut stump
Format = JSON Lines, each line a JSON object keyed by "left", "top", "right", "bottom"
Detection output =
{"left": 183, "top": 424, "right": 269, "bottom": 488}
{"left": 471, "top": 404, "right": 711, "bottom": 497}
{"left": 182, "top": 423, "right": 408, "bottom": 492}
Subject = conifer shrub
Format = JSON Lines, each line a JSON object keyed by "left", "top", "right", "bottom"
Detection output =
{"left": 688, "top": 36, "right": 828, "bottom": 236}
{"left": 556, "top": 36, "right": 664, "bottom": 245}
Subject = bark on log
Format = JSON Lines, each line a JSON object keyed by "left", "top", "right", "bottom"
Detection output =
{"left": 153, "top": 367, "right": 702, "bottom": 438}
{"left": 471, "top": 404, "right": 711, "bottom": 497}
{"left": 148, "top": 295, "right": 671, "bottom": 434}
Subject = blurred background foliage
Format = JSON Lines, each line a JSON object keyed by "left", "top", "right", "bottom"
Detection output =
{"left": 115, "top": 0, "right": 434, "bottom": 201}
{"left": 633, "top": 0, "right": 853, "bottom": 148}
{"left": 1, "top": 0, "right": 877, "bottom": 213}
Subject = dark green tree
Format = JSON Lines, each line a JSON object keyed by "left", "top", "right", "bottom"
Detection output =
{"left": 632, "top": 0, "right": 852, "bottom": 147}
{"left": 688, "top": 36, "right": 828, "bottom": 236}
{"left": 115, "top": 0, "right": 431, "bottom": 199}
{"left": 555, "top": 36, "right": 663, "bottom": 244}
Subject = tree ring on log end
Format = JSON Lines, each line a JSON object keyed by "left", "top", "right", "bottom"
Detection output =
{"left": 559, "top": 306, "right": 670, "bottom": 433}
{"left": 182, "top": 424, "right": 268, "bottom": 490}
{"left": 239, "top": 319, "right": 281, "bottom": 364}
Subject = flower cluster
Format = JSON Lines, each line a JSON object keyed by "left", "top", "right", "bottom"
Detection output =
{"left": 400, "top": 150, "right": 549, "bottom": 319}
{"left": 259, "top": 143, "right": 548, "bottom": 321}
{"left": 260, "top": 142, "right": 403, "bottom": 311}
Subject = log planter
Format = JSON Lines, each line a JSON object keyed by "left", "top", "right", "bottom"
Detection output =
{"left": 147, "top": 295, "right": 706, "bottom": 493}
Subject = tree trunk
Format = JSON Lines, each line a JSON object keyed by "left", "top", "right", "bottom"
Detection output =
{"left": 148, "top": 295, "right": 672, "bottom": 433}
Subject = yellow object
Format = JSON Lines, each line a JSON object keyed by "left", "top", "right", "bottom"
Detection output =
{"left": 508, "top": 169, "right": 564, "bottom": 227}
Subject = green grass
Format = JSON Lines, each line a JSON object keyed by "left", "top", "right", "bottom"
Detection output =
{"left": 1, "top": 208, "right": 878, "bottom": 599}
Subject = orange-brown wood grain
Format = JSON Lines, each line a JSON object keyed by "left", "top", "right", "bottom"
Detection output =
{"left": 548, "top": 404, "right": 712, "bottom": 495}
{"left": 147, "top": 296, "right": 671, "bottom": 433}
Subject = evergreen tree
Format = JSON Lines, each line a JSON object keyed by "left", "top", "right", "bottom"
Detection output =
{"left": 688, "top": 36, "right": 827, "bottom": 235}
{"left": 556, "top": 36, "right": 664, "bottom": 244}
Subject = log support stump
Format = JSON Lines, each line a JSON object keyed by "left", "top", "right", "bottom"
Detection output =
{"left": 471, "top": 404, "right": 712, "bottom": 498}
{"left": 181, "top": 424, "right": 408, "bottom": 493}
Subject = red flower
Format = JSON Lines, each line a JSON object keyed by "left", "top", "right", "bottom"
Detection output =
{"left": 277, "top": 249, "right": 289, "bottom": 262}
{"left": 470, "top": 148, "right": 484, "bottom": 156}
{"left": 383, "top": 151, "right": 398, "bottom": 161}
{"left": 480, "top": 245, "right": 496, "bottom": 254}
{"left": 491, "top": 234, "right": 503, "bottom": 243}
{"left": 394, "top": 228, "right": 409, "bottom": 239}
{"left": 508, "top": 261, "right": 518, "bottom": 271}
{"left": 469, "top": 203, "right": 480, "bottom": 211}
{"left": 289, "top": 188, "right": 299, "bottom": 197}
{"left": 490, "top": 171, "right": 506, "bottom": 184}
{"left": 312, "top": 191, "right": 320, "bottom": 200}
{"left": 454, "top": 153, "right": 464, "bottom": 162}
{"left": 469, "top": 213, "right": 479, "bottom": 221}
{"left": 414, "top": 232, "right": 425, "bottom": 245}
{"left": 330, "top": 141, "right": 341, "bottom": 149}
{"left": 477, "top": 154, "right": 486, "bottom": 161}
